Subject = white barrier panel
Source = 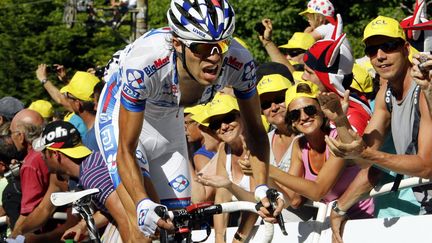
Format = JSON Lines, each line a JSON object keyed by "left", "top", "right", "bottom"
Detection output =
{"left": 192, "top": 214, "right": 432, "bottom": 243}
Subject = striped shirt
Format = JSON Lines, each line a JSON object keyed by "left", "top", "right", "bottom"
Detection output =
{"left": 79, "top": 152, "right": 115, "bottom": 213}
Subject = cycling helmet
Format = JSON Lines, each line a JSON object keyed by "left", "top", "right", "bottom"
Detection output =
{"left": 167, "top": 0, "right": 235, "bottom": 41}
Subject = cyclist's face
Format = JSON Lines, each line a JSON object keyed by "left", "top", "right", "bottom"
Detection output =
{"left": 174, "top": 38, "right": 226, "bottom": 86}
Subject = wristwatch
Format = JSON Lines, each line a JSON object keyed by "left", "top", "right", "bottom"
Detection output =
{"left": 40, "top": 79, "right": 48, "bottom": 85}
{"left": 332, "top": 201, "right": 347, "bottom": 216}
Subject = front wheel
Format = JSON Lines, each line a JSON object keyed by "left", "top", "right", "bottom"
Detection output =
{"left": 63, "top": 0, "right": 77, "bottom": 28}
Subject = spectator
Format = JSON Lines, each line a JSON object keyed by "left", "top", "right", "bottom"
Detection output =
{"left": 60, "top": 71, "right": 101, "bottom": 151}
{"left": 299, "top": 0, "right": 336, "bottom": 41}
{"left": 279, "top": 32, "right": 316, "bottom": 70}
{"left": 28, "top": 100, "right": 54, "bottom": 121}
{"left": 199, "top": 93, "right": 257, "bottom": 243}
{"left": 0, "top": 97, "right": 24, "bottom": 127}
{"left": 8, "top": 109, "right": 49, "bottom": 232}
{"left": 325, "top": 16, "right": 432, "bottom": 242}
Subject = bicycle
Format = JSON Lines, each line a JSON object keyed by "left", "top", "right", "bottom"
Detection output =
{"left": 50, "top": 188, "right": 101, "bottom": 243}
{"left": 156, "top": 188, "right": 287, "bottom": 243}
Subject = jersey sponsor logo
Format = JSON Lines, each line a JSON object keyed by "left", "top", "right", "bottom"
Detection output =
{"left": 122, "top": 84, "right": 140, "bottom": 100}
{"left": 144, "top": 56, "right": 170, "bottom": 77}
{"left": 242, "top": 61, "right": 256, "bottom": 82}
{"left": 138, "top": 208, "right": 149, "bottom": 226}
{"left": 98, "top": 113, "right": 112, "bottom": 124}
{"left": 100, "top": 126, "right": 116, "bottom": 153}
{"left": 126, "top": 69, "right": 146, "bottom": 89}
{"left": 169, "top": 175, "right": 190, "bottom": 193}
{"left": 223, "top": 56, "right": 244, "bottom": 70}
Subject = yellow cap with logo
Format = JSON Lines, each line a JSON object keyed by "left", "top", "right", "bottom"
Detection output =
{"left": 285, "top": 81, "right": 320, "bottom": 107}
{"left": 363, "top": 16, "right": 406, "bottom": 42}
{"left": 192, "top": 93, "right": 239, "bottom": 127}
{"left": 257, "top": 74, "right": 293, "bottom": 96}
{"left": 60, "top": 71, "right": 100, "bottom": 102}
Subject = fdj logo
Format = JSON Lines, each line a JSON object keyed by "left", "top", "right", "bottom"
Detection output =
{"left": 144, "top": 56, "right": 170, "bottom": 77}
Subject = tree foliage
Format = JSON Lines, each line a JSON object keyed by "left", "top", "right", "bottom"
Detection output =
{"left": 0, "top": 0, "right": 419, "bottom": 105}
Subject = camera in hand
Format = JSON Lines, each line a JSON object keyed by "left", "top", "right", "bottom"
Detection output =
{"left": 94, "top": 66, "right": 105, "bottom": 78}
{"left": 419, "top": 55, "right": 430, "bottom": 77}
{"left": 4, "top": 161, "right": 22, "bottom": 181}
{"left": 254, "top": 22, "right": 266, "bottom": 36}
{"left": 46, "top": 64, "right": 56, "bottom": 73}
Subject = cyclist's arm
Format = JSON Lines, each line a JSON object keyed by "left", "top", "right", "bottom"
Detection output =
{"left": 12, "top": 173, "right": 63, "bottom": 237}
{"left": 117, "top": 105, "right": 147, "bottom": 204}
{"left": 237, "top": 93, "right": 270, "bottom": 187}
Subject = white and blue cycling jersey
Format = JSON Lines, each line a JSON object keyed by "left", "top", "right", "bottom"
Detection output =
{"left": 95, "top": 27, "right": 257, "bottom": 209}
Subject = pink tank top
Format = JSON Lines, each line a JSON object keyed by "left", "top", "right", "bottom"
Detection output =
{"left": 300, "top": 129, "right": 374, "bottom": 218}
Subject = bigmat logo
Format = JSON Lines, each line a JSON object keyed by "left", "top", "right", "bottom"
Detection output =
{"left": 144, "top": 56, "right": 170, "bottom": 77}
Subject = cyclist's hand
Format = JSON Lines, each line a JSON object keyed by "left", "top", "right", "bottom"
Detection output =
{"left": 255, "top": 185, "right": 285, "bottom": 223}
{"left": 62, "top": 220, "right": 88, "bottom": 242}
{"left": 5, "top": 235, "right": 25, "bottom": 243}
{"left": 196, "top": 173, "right": 232, "bottom": 188}
{"left": 136, "top": 199, "right": 174, "bottom": 237}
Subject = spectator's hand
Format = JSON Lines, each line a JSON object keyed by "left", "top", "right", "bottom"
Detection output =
{"left": 195, "top": 173, "right": 232, "bottom": 188}
{"left": 330, "top": 210, "right": 347, "bottom": 243}
{"left": 317, "top": 91, "right": 346, "bottom": 122}
{"left": 54, "top": 64, "right": 68, "bottom": 83}
{"left": 36, "top": 64, "right": 48, "bottom": 83}
{"left": 238, "top": 135, "right": 252, "bottom": 176}
{"left": 62, "top": 220, "right": 88, "bottom": 242}
{"left": 412, "top": 53, "right": 432, "bottom": 98}
{"left": 258, "top": 18, "right": 273, "bottom": 44}
{"left": 325, "top": 129, "right": 366, "bottom": 159}
{"left": 136, "top": 199, "right": 174, "bottom": 238}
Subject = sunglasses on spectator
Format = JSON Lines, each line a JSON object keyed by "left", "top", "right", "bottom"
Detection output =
{"left": 286, "top": 49, "right": 305, "bottom": 57}
{"left": 179, "top": 38, "right": 231, "bottom": 57}
{"left": 364, "top": 39, "right": 404, "bottom": 57}
{"left": 260, "top": 95, "right": 285, "bottom": 110}
{"left": 65, "top": 92, "right": 80, "bottom": 101}
{"left": 208, "top": 112, "right": 238, "bottom": 131}
{"left": 287, "top": 105, "right": 318, "bottom": 122}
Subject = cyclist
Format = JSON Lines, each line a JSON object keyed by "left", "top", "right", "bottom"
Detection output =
{"left": 95, "top": 0, "right": 282, "bottom": 239}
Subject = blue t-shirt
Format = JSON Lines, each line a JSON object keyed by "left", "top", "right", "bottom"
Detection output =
{"left": 83, "top": 126, "right": 99, "bottom": 152}
{"left": 193, "top": 145, "right": 215, "bottom": 159}
{"left": 65, "top": 113, "right": 87, "bottom": 140}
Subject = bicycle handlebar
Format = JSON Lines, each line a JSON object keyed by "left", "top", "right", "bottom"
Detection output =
{"left": 255, "top": 188, "right": 287, "bottom": 236}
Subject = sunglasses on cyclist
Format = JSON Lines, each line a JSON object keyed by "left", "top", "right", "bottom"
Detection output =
{"left": 260, "top": 95, "right": 285, "bottom": 110}
{"left": 208, "top": 112, "right": 238, "bottom": 131}
{"left": 364, "top": 39, "right": 404, "bottom": 57}
{"left": 287, "top": 105, "right": 318, "bottom": 122}
{"left": 179, "top": 38, "right": 231, "bottom": 57}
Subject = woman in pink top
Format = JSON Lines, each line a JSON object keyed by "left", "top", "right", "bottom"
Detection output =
{"left": 268, "top": 81, "right": 374, "bottom": 219}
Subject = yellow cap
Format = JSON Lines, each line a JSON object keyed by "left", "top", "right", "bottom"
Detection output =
{"left": 197, "top": 93, "right": 239, "bottom": 126}
{"left": 60, "top": 71, "right": 100, "bottom": 102}
{"left": 28, "top": 100, "right": 54, "bottom": 118}
{"left": 363, "top": 16, "right": 406, "bottom": 42}
{"left": 184, "top": 104, "right": 207, "bottom": 116}
{"left": 292, "top": 71, "right": 306, "bottom": 83}
{"left": 351, "top": 63, "right": 374, "bottom": 93}
{"left": 257, "top": 74, "right": 293, "bottom": 96}
{"left": 279, "top": 32, "right": 315, "bottom": 51}
{"left": 285, "top": 81, "right": 320, "bottom": 107}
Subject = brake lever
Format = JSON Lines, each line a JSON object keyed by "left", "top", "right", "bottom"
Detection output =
{"left": 255, "top": 188, "right": 288, "bottom": 236}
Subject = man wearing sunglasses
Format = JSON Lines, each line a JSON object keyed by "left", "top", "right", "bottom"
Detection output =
{"left": 95, "top": 0, "right": 280, "bottom": 239}
{"left": 327, "top": 16, "right": 432, "bottom": 243}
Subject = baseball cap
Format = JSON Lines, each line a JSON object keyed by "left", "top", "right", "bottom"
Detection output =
{"left": 33, "top": 120, "right": 91, "bottom": 159}
{"left": 363, "top": 16, "right": 406, "bottom": 42}
{"left": 60, "top": 71, "right": 101, "bottom": 102}
{"left": 0, "top": 97, "right": 24, "bottom": 121}
{"left": 299, "top": 0, "right": 335, "bottom": 18}
{"left": 28, "top": 100, "right": 54, "bottom": 119}
{"left": 257, "top": 74, "right": 293, "bottom": 96}
{"left": 285, "top": 81, "right": 320, "bottom": 107}
{"left": 199, "top": 93, "right": 239, "bottom": 126}
{"left": 351, "top": 63, "right": 374, "bottom": 94}
{"left": 256, "top": 62, "right": 294, "bottom": 85}
{"left": 184, "top": 104, "right": 207, "bottom": 116}
{"left": 293, "top": 71, "right": 307, "bottom": 82}
{"left": 279, "top": 32, "right": 316, "bottom": 51}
